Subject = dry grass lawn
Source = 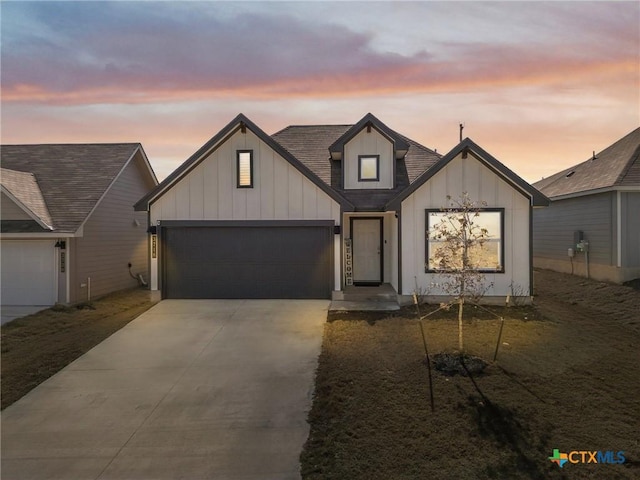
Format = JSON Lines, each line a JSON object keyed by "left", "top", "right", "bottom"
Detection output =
{"left": 302, "top": 270, "right": 640, "bottom": 480}
{"left": 1, "top": 288, "right": 159, "bottom": 410}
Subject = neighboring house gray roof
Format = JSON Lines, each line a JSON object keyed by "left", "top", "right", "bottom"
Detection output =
{"left": 1, "top": 167, "right": 53, "bottom": 229}
{"left": 534, "top": 127, "right": 640, "bottom": 198}
{"left": 1, "top": 143, "right": 147, "bottom": 233}
{"left": 272, "top": 120, "right": 441, "bottom": 211}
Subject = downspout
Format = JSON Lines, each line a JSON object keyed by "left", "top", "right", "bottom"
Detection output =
{"left": 529, "top": 204, "right": 534, "bottom": 297}
{"left": 616, "top": 191, "right": 622, "bottom": 268}
{"left": 397, "top": 208, "right": 403, "bottom": 295}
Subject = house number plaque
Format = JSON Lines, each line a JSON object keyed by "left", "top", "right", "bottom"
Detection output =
{"left": 151, "top": 235, "right": 157, "bottom": 259}
{"left": 344, "top": 238, "right": 353, "bottom": 286}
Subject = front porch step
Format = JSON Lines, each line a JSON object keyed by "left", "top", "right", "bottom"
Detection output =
{"left": 329, "top": 300, "right": 400, "bottom": 312}
{"left": 331, "top": 284, "right": 400, "bottom": 312}
{"left": 334, "top": 283, "right": 398, "bottom": 303}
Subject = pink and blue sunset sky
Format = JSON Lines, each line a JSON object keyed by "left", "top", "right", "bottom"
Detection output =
{"left": 2, "top": 1, "right": 638, "bottom": 183}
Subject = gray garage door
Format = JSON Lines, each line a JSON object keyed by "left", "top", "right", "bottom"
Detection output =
{"left": 162, "top": 225, "right": 333, "bottom": 299}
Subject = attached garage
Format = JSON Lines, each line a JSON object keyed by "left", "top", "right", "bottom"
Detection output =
{"left": 161, "top": 222, "right": 334, "bottom": 299}
{"left": 1, "top": 240, "right": 56, "bottom": 306}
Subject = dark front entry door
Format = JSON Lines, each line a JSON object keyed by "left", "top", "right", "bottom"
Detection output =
{"left": 351, "top": 218, "right": 382, "bottom": 285}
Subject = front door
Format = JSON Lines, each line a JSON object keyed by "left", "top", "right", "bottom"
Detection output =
{"left": 351, "top": 218, "right": 382, "bottom": 285}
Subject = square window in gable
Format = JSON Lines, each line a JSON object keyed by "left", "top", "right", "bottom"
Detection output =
{"left": 358, "top": 155, "right": 380, "bottom": 182}
{"left": 237, "top": 150, "right": 253, "bottom": 188}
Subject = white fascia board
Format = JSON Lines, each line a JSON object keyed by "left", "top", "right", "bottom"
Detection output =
{"left": 76, "top": 147, "right": 140, "bottom": 232}
{"left": 548, "top": 186, "right": 640, "bottom": 201}
{"left": 136, "top": 145, "right": 159, "bottom": 186}
{"left": 0, "top": 232, "right": 76, "bottom": 239}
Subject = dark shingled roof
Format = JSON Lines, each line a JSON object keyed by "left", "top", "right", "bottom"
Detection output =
{"left": 1, "top": 144, "right": 143, "bottom": 233}
{"left": 534, "top": 127, "right": 640, "bottom": 198}
{"left": 272, "top": 123, "right": 441, "bottom": 210}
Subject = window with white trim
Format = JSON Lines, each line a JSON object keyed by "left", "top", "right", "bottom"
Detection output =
{"left": 425, "top": 209, "right": 504, "bottom": 272}
{"left": 358, "top": 155, "right": 380, "bottom": 181}
{"left": 237, "top": 150, "right": 253, "bottom": 188}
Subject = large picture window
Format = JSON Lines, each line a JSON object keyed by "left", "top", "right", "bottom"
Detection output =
{"left": 237, "top": 150, "right": 253, "bottom": 188}
{"left": 426, "top": 209, "right": 504, "bottom": 273}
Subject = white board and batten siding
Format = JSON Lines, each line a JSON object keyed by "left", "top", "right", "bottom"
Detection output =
{"left": 401, "top": 153, "right": 531, "bottom": 298}
{"left": 343, "top": 128, "right": 394, "bottom": 189}
{"left": 149, "top": 129, "right": 342, "bottom": 290}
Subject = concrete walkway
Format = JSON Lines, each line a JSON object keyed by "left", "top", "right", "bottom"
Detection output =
{"left": 1, "top": 299, "right": 328, "bottom": 480}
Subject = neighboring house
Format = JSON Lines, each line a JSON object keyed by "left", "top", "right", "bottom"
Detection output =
{"left": 533, "top": 127, "right": 640, "bottom": 283}
{"left": 134, "top": 113, "right": 547, "bottom": 303}
{"left": 1, "top": 144, "right": 158, "bottom": 308}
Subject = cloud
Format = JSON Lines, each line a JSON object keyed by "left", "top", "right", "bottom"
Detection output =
{"left": 2, "top": 2, "right": 637, "bottom": 105}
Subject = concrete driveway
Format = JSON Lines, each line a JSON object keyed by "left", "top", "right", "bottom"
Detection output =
{"left": 1, "top": 299, "right": 328, "bottom": 480}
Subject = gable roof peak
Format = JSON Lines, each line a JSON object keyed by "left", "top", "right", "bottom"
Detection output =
{"left": 134, "top": 113, "right": 354, "bottom": 212}
{"left": 386, "top": 137, "right": 549, "bottom": 209}
{"left": 328, "top": 113, "right": 410, "bottom": 159}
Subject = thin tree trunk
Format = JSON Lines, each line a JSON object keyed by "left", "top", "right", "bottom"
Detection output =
{"left": 458, "top": 297, "right": 464, "bottom": 351}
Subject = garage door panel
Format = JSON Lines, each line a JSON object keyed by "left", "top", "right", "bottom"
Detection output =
{"left": 163, "top": 226, "right": 332, "bottom": 299}
{"left": 1, "top": 240, "right": 56, "bottom": 306}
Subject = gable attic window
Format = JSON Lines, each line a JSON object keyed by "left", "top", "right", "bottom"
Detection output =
{"left": 237, "top": 150, "right": 253, "bottom": 188}
{"left": 358, "top": 155, "right": 380, "bottom": 181}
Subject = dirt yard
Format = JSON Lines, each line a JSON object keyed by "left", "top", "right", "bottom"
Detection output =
{"left": 1, "top": 287, "right": 159, "bottom": 410}
{"left": 302, "top": 269, "right": 640, "bottom": 480}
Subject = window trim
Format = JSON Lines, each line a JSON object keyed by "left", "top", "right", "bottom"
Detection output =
{"left": 236, "top": 150, "right": 254, "bottom": 188}
{"left": 358, "top": 155, "right": 380, "bottom": 182}
{"left": 424, "top": 207, "right": 505, "bottom": 273}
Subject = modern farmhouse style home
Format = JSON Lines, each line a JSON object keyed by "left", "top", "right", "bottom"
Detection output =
{"left": 1, "top": 144, "right": 158, "bottom": 310}
{"left": 135, "top": 114, "right": 548, "bottom": 304}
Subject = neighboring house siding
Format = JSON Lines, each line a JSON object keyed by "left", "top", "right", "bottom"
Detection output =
{"left": 1, "top": 193, "right": 31, "bottom": 220}
{"left": 71, "top": 153, "right": 153, "bottom": 303}
{"left": 343, "top": 128, "right": 394, "bottom": 189}
{"left": 533, "top": 192, "right": 615, "bottom": 265}
{"left": 622, "top": 192, "right": 640, "bottom": 269}
{"left": 401, "top": 153, "right": 531, "bottom": 297}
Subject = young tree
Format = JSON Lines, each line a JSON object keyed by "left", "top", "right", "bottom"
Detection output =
{"left": 428, "top": 193, "right": 495, "bottom": 351}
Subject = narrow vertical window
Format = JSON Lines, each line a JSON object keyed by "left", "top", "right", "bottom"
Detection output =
{"left": 237, "top": 150, "right": 253, "bottom": 188}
